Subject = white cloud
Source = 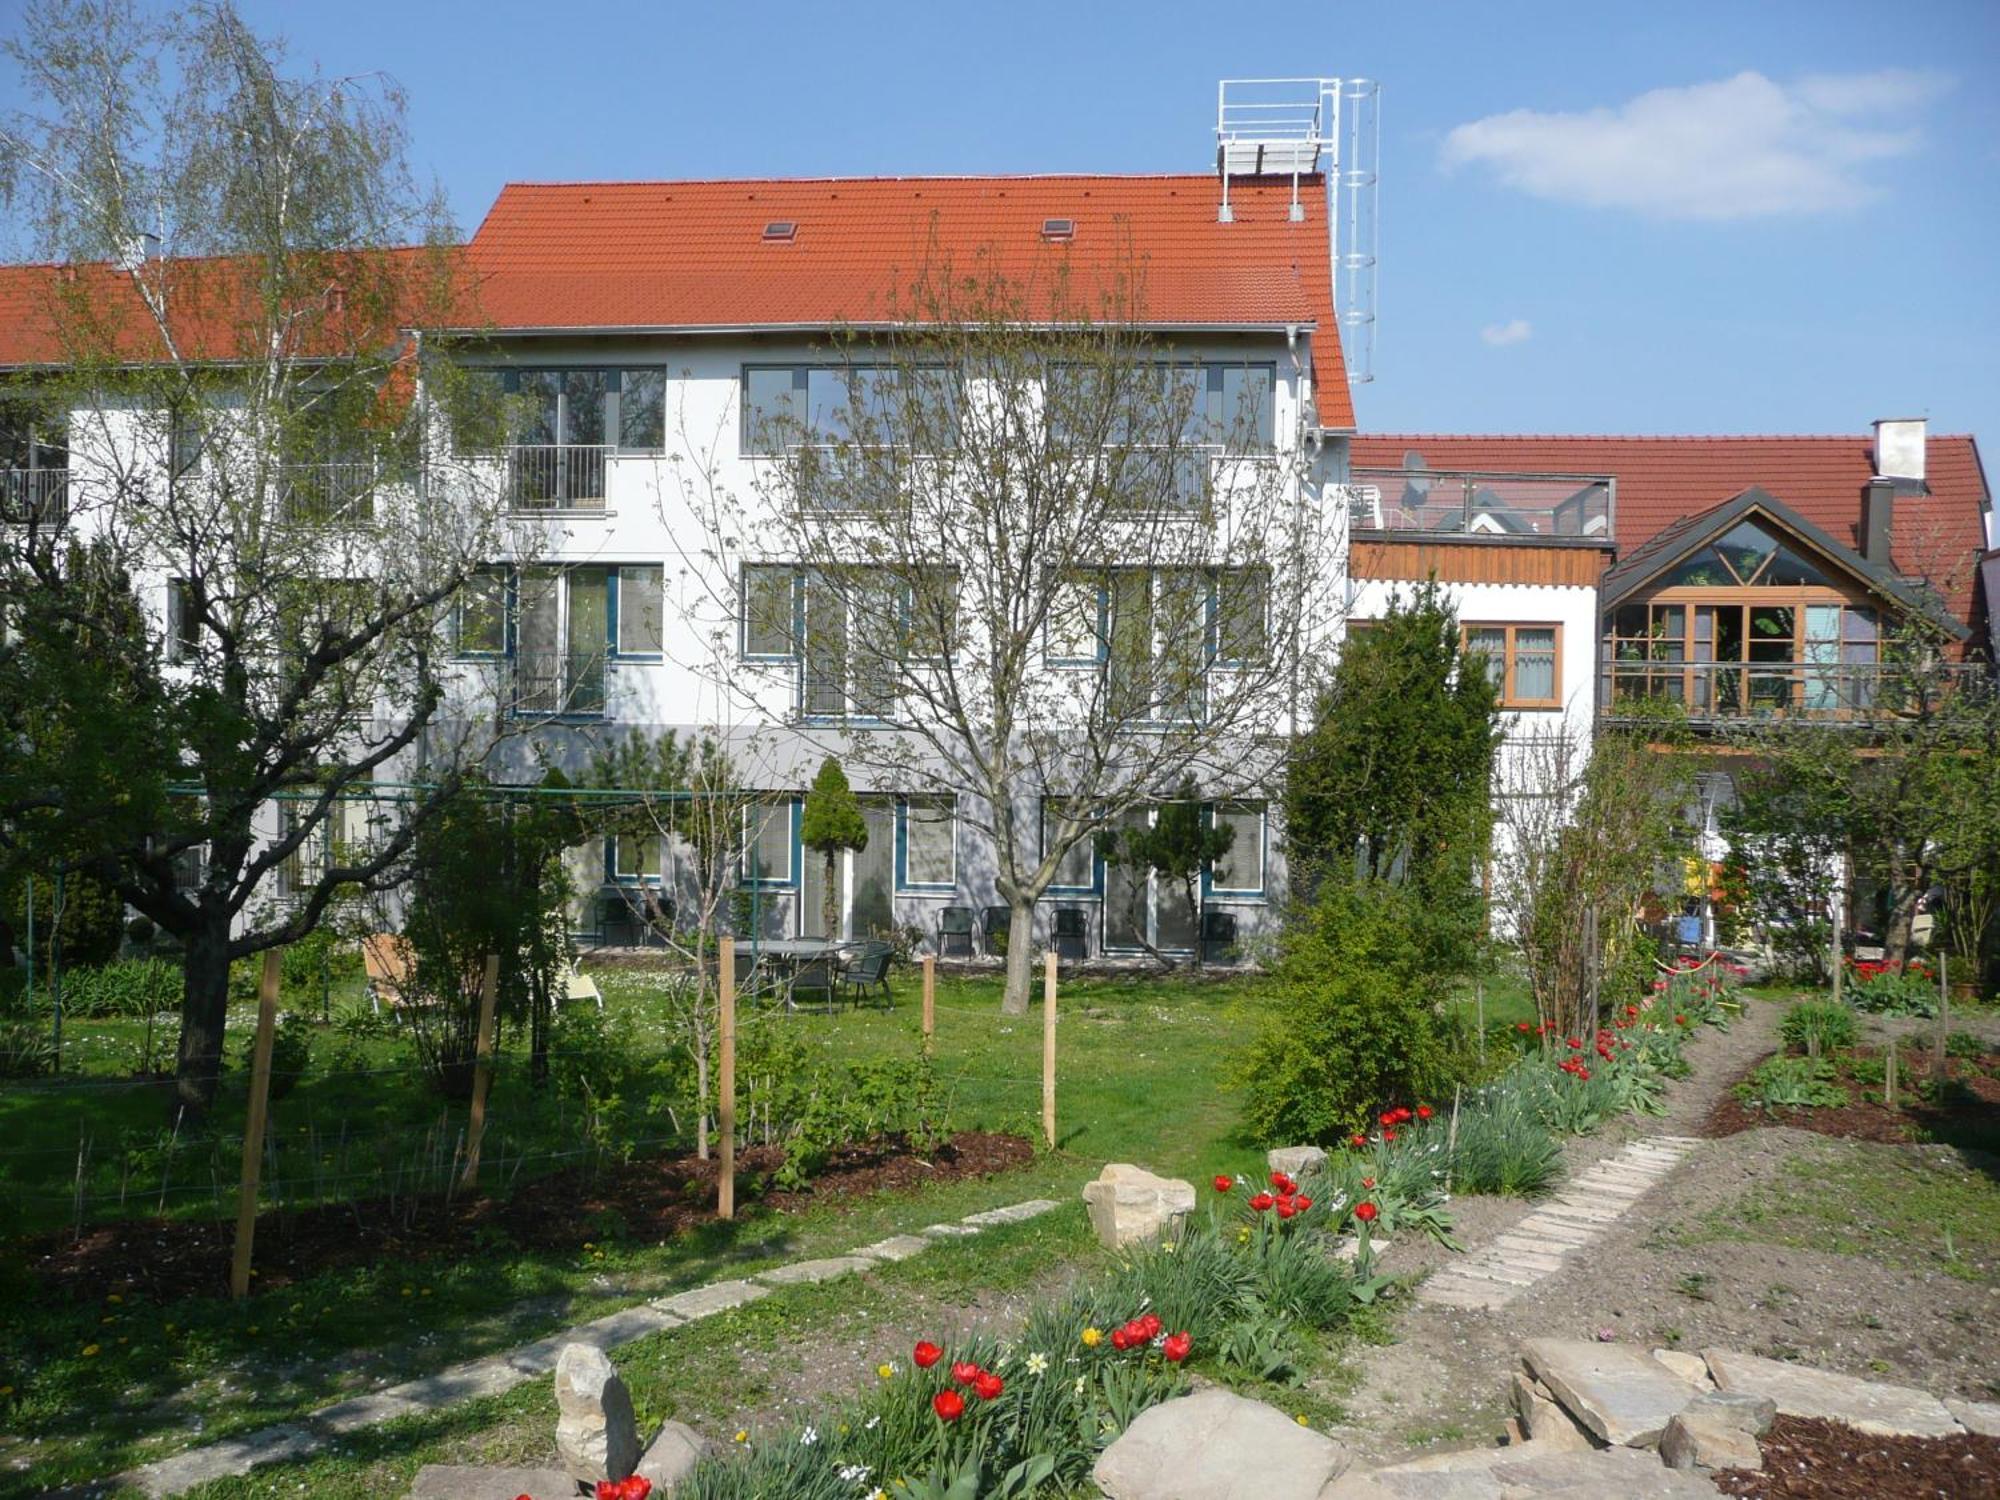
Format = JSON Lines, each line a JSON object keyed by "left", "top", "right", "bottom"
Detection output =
{"left": 1441, "top": 69, "right": 1952, "bottom": 220}
{"left": 1481, "top": 318, "right": 1533, "bottom": 347}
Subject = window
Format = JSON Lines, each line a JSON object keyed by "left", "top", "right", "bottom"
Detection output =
{"left": 1213, "top": 568, "right": 1268, "bottom": 665}
{"left": 166, "top": 579, "right": 201, "bottom": 662}
{"left": 611, "top": 832, "right": 659, "bottom": 881}
{"left": 742, "top": 800, "right": 795, "bottom": 885}
{"left": 1041, "top": 798, "right": 1099, "bottom": 892}
{"left": 1046, "top": 573, "right": 1103, "bottom": 665}
{"left": 1608, "top": 599, "right": 1877, "bottom": 716}
{"left": 898, "top": 798, "right": 956, "bottom": 890}
{"left": 802, "top": 567, "right": 901, "bottom": 720}
{"left": 1463, "top": 623, "right": 1561, "bottom": 709}
{"left": 742, "top": 565, "right": 799, "bottom": 658}
{"left": 616, "top": 565, "right": 664, "bottom": 655}
{"left": 511, "top": 566, "right": 609, "bottom": 715}
{"left": 1209, "top": 802, "right": 1267, "bottom": 894}
{"left": 617, "top": 369, "right": 666, "bottom": 451}
{"left": 455, "top": 571, "right": 506, "bottom": 656}
{"left": 1, "top": 398, "right": 67, "bottom": 523}
{"left": 741, "top": 364, "right": 960, "bottom": 456}
{"left": 170, "top": 405, "right": 206, "bottom": 478}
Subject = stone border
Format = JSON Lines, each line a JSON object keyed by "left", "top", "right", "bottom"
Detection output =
{"left": 122, "top": 1198, "right": 1060, "bottom": 1498}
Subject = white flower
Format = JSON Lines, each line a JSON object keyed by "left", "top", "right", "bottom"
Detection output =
{"left": 800, "top": 1425, "right": 819, "bottom": 1446}
{"left": 1025, "top": 1352, "right": 1049, "bottom": 1376}
{"left": 838, "top": 1463, "right": 872, "bottom": 1483}
{"left": 1074, "top": 1375, "right": 1088, "bottom": 1395}
{"left": 864, "top": 1414, "right": 881, "bottom": 1430}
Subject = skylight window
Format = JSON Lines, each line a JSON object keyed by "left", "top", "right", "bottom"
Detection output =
{"left": 1040, "top": 218, "right": 1075, "bottom": 241}
{"left": 762, "top": 221, "right": 798, "bottom": 242}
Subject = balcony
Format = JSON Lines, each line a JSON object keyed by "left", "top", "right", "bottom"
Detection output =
{"left": 505, "top": 444, "right": 609, "bottom": 511}
{"left": 279, "top": 461, "right": 377, "bottom": 525}
{"left": 1, "top": 467, "right": 68, "bottom": 525}
{"left": 509, "top": 650, "right": 606, "bottom": 716}
{"left": 1352, "top": 468, "right": 1613, "bottom": 542}
{"left": 1600, "top": 658, "right": 1988, "bottom": 727}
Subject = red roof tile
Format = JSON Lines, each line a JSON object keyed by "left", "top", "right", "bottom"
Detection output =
{"left": 1351, "top": 433, "right": 1992, "bottom": 635}
{"left": 461, "top": 174, "right": 1351, "bottom": 426}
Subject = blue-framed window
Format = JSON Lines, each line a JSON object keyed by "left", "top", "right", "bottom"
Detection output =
{"left": 1205, "top": 801, "right": 1267, "bottom": 897}
{"left": 453, "top": 568, "right": 507, "bottom": 658}
{"left": 1040, "top": 797, "right": 1102, "bottom": 895}
{"left": 613, "top": 564, "right": 665, "bottom": 658}
{"left": 740, "top": 798, "right": 799, "bottom": 888}
{"left": 896, "top": 797, "right": 956, "bottom": 892}
{"left": 741, "top": 564, "right": 801, "bottom": 660}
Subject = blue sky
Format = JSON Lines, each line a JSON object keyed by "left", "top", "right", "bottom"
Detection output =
{"left": 17, "top": 0, "right": 2000, "bottom": 446}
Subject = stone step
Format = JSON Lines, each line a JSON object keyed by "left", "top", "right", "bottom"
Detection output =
{"left": 1491, "top": 1235, "right": 1580, "bottom": 1261}
{"left": 1417, "top": 1277, "right": 1516, "bottom": 1309}
{"left": 1511, "top": 1216, "right": 1601, "bottom": 1245}
{"left": 1536, "top": 1199, "right": 1625, "bottom": 1224}
{"left": 1450, "top": 1258, "right": 1542, "bottom": 1288}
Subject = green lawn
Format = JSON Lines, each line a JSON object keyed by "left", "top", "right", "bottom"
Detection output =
{"left": 0, "top": 967, "right": 1286, "bottom": 1494}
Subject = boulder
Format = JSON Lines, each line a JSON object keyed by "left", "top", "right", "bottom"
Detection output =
{"left": 636, "top": 1419, "right": 712, "bottom": 1490}
{"left": 1946, "top": 1398, "right": 2000, "bottom": 1437}
{"left": 407, "top": 1464, "right": 578, "bottom": 1500}
{"left": 1650, "top": 1350, "right": 1713, "bottom": 1390}
{"left": 555, "top": 1341, "right": 641, "bottom": 1484}
{"left": 1682, "top": 1391, "right": 1775, "bottom": 1437}
{"left": 1092, "top": 1387, "right": 1351, "bottom": 1499}
{"left": 1520, "top": 1339, "right": 1699, "bottom": 1449}
{"left": 1510, "top": 1372, "right": 1597, "bottom": 1451}
{"left": 1360, "top": 1441, "right": 1721, "bottom": 1498}
{"left": 1704, "top": 1348, "right": 1962, "bottom": 1439}
{"left": 1660, "top": 1410, "right": 1762, "bottom": 1473}
{"left": 1082, "top": 1163, "right": 1197, "bottom": 1250}
{"left": 1268, "top": 1145, "right": 1330, "bottom": 1180}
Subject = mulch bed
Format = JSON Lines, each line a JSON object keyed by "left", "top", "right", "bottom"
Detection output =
{"left": 18, "top": 1129, "right": 1032, "bottom": 1303}
{"left": 1703, "top": 1049, "right": 2000, "bottom": 1145}
{"left": 1714, "top": 1414, "right": 2000, "bottom": 1498}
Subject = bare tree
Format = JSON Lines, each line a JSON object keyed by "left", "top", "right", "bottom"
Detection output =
{"left": 664, "top": 261, "right": 1341, "bottom": 1012}
{"left": 0, "top": 0, "right": 523, "bottom": 1112}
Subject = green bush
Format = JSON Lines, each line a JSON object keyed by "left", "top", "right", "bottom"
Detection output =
{"left": 5, "top": 872, "right": 125, "bottom": 970}
{"left": 0, "top": 1018, "right": 56, "bottom": 1078}
{"left": 1945, "top": 1030, "right": 1985, "bottom": 1061}
{"left": 1237, "top": 879, "right": 1471, "bottom": 1143}
{"left": 1780, "top": 999, "right": 1858, "bottom": 1054}
{"left": 236, "top": 1013, "right": 315, "bottom": 1102}
{"left": 54, "top": 958, "right": 181, "bottom": 1018}
{"left": 1737, "top": 1055, "right": 1848, "bottom": 1110}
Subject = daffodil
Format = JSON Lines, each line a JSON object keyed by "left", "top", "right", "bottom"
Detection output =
{"left": 1080, "top": 1326, "right": 1102, "bottom": 1348}
{"left": 1025, "top": 1351, "right": 1049, "bottom": 1376}
{"left": 876, "top": 1362, "right": 896, "bottom": 1380}
{"left": 733, "top": 1429, "right": 748, "bottom": 1444}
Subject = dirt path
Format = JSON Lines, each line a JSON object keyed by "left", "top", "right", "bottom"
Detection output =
{"left": 1320, "top": 996, "right": 1789, "bottom": 1463}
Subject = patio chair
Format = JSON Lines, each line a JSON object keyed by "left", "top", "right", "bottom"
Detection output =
{"left": 597, "top": 892, "right": 641, "bottom": 948}
{"left": 790, "top": 954, "right": 839, "bottom": 1013}
{"left": 839, "top": 941, "right": 895, "bottom": 1009}
{"left": 938, "top": 906, "right": 976, "bottom": 959}
{"left": 981, "top": 905, "right": 1012, "bottom": 957}
{"left": 1200, "top": 908, "right": 1239, "bottom": 967}
{"left": 1052, "top": 905, "right": 1089, "bottom": 963}
{"left": 561, "top": 959, "right": 604, "bottom": 1011}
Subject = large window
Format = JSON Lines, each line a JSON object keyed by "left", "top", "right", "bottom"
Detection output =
{"left": 166, "top": 579, "right": 202, "bottom": 663}
{"left": 1047, "top": 567, "right": 1267, "bottom": 717}
{"left": 616, "top": 565, "right": 664, "bottom": 656}
{"left": 513, "top": 566, "right": 609, "bottom": 715}
{"left": 1, "top": 398, "right": 67, "bottom": 523}
{"left": 1607, "top": 599, "right": 1879, "bottom": 715}
{"left": 739, "top": 565, "right": 953, "bottom": 719}
{"left": 742, "top": 800, "right": 796, "bottom": 886}
{"left": 1209, "top": 802, "right": 1267, "bottom": 894}
{"left": 1463, "top": 623, "right": 1561, "bottom": 710}
{"left": 455, "top": 571, "right": 506, "bottom": 656}
{"left": 499, "top": 366, "right": 665, "bottom": 508}
{"left": 898, "top": 798, "right": 956, "bottom": 891}
{"left": 1041, "top": 798, "right": 1100, "bottom": 892}
{"left": 742, "top": 364, "right": 961, "bottom": 457}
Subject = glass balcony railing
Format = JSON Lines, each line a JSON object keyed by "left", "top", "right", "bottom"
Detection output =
{"left": 1352, "top": 468, "right": 1613, "bottom": 541}
{"left": 1600, "top": 658, "right": 1985, "bottom": 723}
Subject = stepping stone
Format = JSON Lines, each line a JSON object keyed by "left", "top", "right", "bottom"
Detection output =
{"left": 650, "top": 1278, "right": 770, "bottom": 1321}
{"left": 1536, "top": 1200, "right": 1623, "bottom": 1224}
{"left": 1451, "top": 1259, "right": 1541, "bottom": 1287}
{"left": 1704, "top": 1347, "right": 1963, "bottom": 1438}
{"left": 508, "top": 1307, "right": 680, "bottom": 1372}
{"left": 313, "top": 1388, "right": 430, "bottom": 1434}
{"left": 1094, "top": 1387, "right": 1353, "bottom": 1499}
{"left": 128, "top": 1424, "right": 319, "bottom": 1498}
{"left": 1483, "top": 1247, "right": 1569, "bottom": 1276}
{"left": 408, "top": 1464, "right": 578, "bottom": 1500}
{"left": 852, "top": 1233, "right": 931, "bottom": 1262}
{"left": 387, "top": 1356, "right": 532, "bottom": 1405}
{"left": 1513, "top": 1217, "right": 1599, "bottom": 1245}
{"left": 1418, "top": 1280, "right": 1512, "bottom": 1310}
{"left": 921, "top": 1221, "right": 982, "bottom": 1239}
{"left": 753, "top": 1255, "right": 876, "bottom": 1286}
{"left": 1356, "top": 1442, "right": 1719, "bottom": 1498}
{"left": 1522, "top": 1338, "right": 1703, "bottom": 1448}
{"left": 1491, "top": 1235, "right": 1577, "bottom": 1262}
{"left": 961, "top": 1198, "right": 1058, "bottom": 1226}
{"left": 1946, "top": 1398, "right": 2000, "bottom": 1436}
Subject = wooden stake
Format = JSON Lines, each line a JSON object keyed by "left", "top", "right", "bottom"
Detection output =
{"left": 1041, "top": 950, "right": 1057, "bottom": 1150}
{"left": 718, "top": 940, "right": 737, "bottom": 1220}
{"left": 230, "top": 949, "right": 282, "bottom": 1300}
{"left": 921, "top": 953, "right": 936, "bottom": 1050}
{"left": 1933, "top": 951, "right": 1950, "bottom": 1083}
{"left": 458, "top": 955, "right": 502, "bottom": 1192}
{"left": 1884, "top": 1036, "right": 1898, "bottom": 1108}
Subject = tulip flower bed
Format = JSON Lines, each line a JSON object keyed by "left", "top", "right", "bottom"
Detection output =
{"left": 677, "top": 1196, "right": 1385, "bottom": 1498}
{"left": 1841, "top": 956, "right": 1942, "bottom": 1018}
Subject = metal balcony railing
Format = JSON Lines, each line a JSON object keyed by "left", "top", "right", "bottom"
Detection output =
{"left": 1600, "top": 658, "right": 1987, "bottom": 724}
{"left": 279, "top": 461, "right": 378, "bottom": 525}
{"left": 1, "top": 467, "right": 68, "bottom": 525}
{"left": 505, "top": 444, "right": 609, "bottom": 511}
{"left": 1352, "top": 467, "right": 1614, "bottom": 542}
{"left": 509, "top": 650, "right": 607, "bottom": 716}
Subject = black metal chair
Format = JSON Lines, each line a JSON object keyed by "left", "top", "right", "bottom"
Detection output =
{"left": 790, "top": 955, "right": 838, "bottom": 1013}
{"left": 597, "top": 891, "right": 641, "bottom": 948}
{"left": 981, "top": 905, "right": 1012, "bottom": 957}
{"left": 1052, "top": 905, "right": 1089, "bottom": 962}
{"left": 839, "top": 940, "right": 895, "bottom": 1009}
{"left": 1200, "top": 908, "right": 1239, "bottom": 966}
{"left": 938, "top": 906, "right": 976, "bottom": 958}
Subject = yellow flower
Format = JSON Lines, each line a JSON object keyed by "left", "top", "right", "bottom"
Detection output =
{"left": 400, "top": 1287, "right": 413, "bottom": 1297}
{"left": 420, "top": 1288, "right": 433, "bottom": 1298}
{"left": 82, "top": 1344, "right": 100, "bottom": 1357}
{"left": 164, "top": 1323, "right": 176, "bottom": 1334}
{"left": 0, "top": 1384, "right": 14, "bottom": 1397}
{"left": 733, "top": 1429, "right": 748, "bottom": 1444}
{"left": 1295, "top": 1414, "right": 1310, "bottom": 1426}
{"left": 876, "top": 1363, "right": 895, "bottom": 1380}
{"left": 1081, "top": 1327, "right": 1103, "bottom": 1348}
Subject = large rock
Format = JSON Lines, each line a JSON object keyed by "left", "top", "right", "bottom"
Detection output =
{"left": 407, "top": 1464, "right": 578, "bottom": 1500}
{"left": 1268, "top": 1145, "right": 1330, "bottom": 1179}
{"left": 1355, "top": 1442, "right": 1722, "bottom": 1498}
{"left": 636, "top": 1419, "right": 712, "bottom": 1490}
{"left": 1093, "top": 1387, "right": 1352, "bottom": 1499}
{"left": 1520, "top": 1339, "right": 1699, "bottom": 1449}
{"left": 1660, "top": 1410, "right": 1760, "bottom": 1473}
{"left": 1082, "top": 1163, "right": 1197, "bottom": 1250}
{"left": 1510, "top": 1372, "right": 1597, "bottom": 1451}
{"left": 1681, "top": 1391, "right": 1775, "bottom": 1437}
{"left": 1946, "top": 1398, "right": 2000, "bottom": 1436}
{"left": 555, "top": 1341, "right": 640, "bottom": 1484}
{"left": 1650, "top": 1350, "right": 1713, "bottom": 1390}
{"left": 1704, "top": 1348, "right": 1962, "bottom": 1439}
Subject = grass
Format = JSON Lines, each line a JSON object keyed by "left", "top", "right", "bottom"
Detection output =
{"left": 0, "top": 966, "right": 1285, "bottom": 1494}
{"left": 1677, "top": 1142, "right": 2000, "bottom": 1285}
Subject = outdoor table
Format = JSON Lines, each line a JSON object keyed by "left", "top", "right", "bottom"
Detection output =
{"left": 731, "top": 938, "right": 858, "bottom": 1011}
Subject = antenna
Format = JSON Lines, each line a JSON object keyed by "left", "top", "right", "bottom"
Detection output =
{"left": 1215, "top": 78, "right": 1380, "bottom": 384}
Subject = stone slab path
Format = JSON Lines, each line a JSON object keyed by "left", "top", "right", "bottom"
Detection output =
{"left": 1416, "top": 1137, "right": 1702, "bottom": 1312}
{"left": 122, "top": 1197, "right": 1060, "bottom": 1498}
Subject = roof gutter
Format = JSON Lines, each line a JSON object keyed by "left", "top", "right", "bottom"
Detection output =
{"left": 426, "top": 319, "right": 1317, "bottom": 339}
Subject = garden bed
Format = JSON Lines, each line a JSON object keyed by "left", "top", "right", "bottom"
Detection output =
{"left": 1703, "top": 1046, "right": 2000, "bottom": 1146}
{"left": 1714, "top": 1413, "right": 2000, "bottom": 1498}
{"left": 19, "top": 1129, "right": 1032, "bottom": 1302}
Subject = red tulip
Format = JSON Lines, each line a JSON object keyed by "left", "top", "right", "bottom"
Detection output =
{"left": 620, "top": 1482, "right": 653, "bottom": 1500}
{"left": 913, "top": 1340, "right": 943, "bottom": 1369}
{"left": 1675, "top": 1014, "right": 1687, "bottom": 1025}
{"left": 1163, "top": 1331, "right": 1192, "bottom": 1363}
{"left": 1354, "top": 1201, "right": 1379, "bottom": 1223}
{"left": 1138, "top": 1313, "right": 1162, "bottom": 1339}
{"left": 1349, "top": 1134, "right": 1367, "bottom": 1148}
{"left": 1361, "top": 1176, "right": 1375, "bottom": 1188}
{"left": 1212, "top": 1174, "right": 1235, "bottom": 1193}
{"left": 1294, "top": 1194, "right": 1313, "bottom": 1211}
{"left": 973, "top": 1370, "right": 1004, "bottom": 1400}
{"left": 1516, "top": 1021, "right": 1532, "bottom": 1034}
{"left": 1379, "top": 1111, "right": 1396, "bottom": 1126}
{"left": 1111, "top": 1325, "right": 1136, "bottom": 1351}
{"left": 1249, "top": 1191, "right": 1275, "bottom": 1211}
{"left": 1382, "top": 1129, "right": 1398, "bottom": 1143}
{"left": 950, "top": 1360, "right": 982, "bottom": 1386}
{"left": 1416, "top": 1105, "right": 1432, "bottom": 1120}
{"left": 1276, "top": 1198, "right": 1296, "bottom": 1219}
{"left": 934, "top": 1389, "right": 965, "bottom": 1421}
{"left": 596, "top": 1484, "right": 620, "bottom": 1500}
{"left": 1269, "top": 1171, "right": 1296, "bottom": 1193}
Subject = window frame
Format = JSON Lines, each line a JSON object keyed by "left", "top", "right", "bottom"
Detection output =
{"left": 1462, "top": 621, "right": 1563, "bottom": 711}
{"left": 739, "top": 798, "right": 800, "bottom": 889}
{"left": 612, "top": 563, "right": 666, "bottom": 658}
{"left": 740, "top": 563, "right": 802, "bottom": 661}
{"left": 1040, "top": 797, "right": 1103, "bottom": 896}
{"left": 895, "top": 797, "right": 957, "bottom": 893}
{"left": 453, "top": 567, "right": 509, "bottom": 659}
{"left": 166, "top": 578, "right": 201, "bottom": 663}
{"left": 608, "top": 831, "right": 661, "bottom": 884}
{"left": 1205, "top": 801, "right": 1268, "bottom": 898}
{"left": 740, "top": 362, "right": 963, "bottom": 459}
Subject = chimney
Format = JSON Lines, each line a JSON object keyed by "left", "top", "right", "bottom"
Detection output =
{"left": 1861, "top": 478, "right": 1896, "bottom": 566}
{"left": 1872, "top": 417, "right": 1926, "bottom": 483}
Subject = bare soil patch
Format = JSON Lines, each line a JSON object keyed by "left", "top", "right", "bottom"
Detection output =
{"left": 20, "top": 1130, "right": 1032, "bottom": 1302}
{"left": 1713, "top": 1414, "right": 2000, "bottom": 1499}
{"left": 1704, "top": 1048, "right": 2000, "bottom": 1148}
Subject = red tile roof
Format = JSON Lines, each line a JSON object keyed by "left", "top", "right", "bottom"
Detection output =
{"left": 461, "top": 174, "right": 1352, "bottom": 426}
{"left": 1350, "top": 433, "right": 1991, "bottom": 634}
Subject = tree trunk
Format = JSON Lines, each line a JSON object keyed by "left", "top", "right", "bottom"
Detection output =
{"left": 1000, "top": 893, "right": 1037, "bottom": 1015}
{"left": 822, "top": 850, "right": 840, "bottom": 941}
{"left": 175, "top": 919, "right": 233, "bottom": 1117}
